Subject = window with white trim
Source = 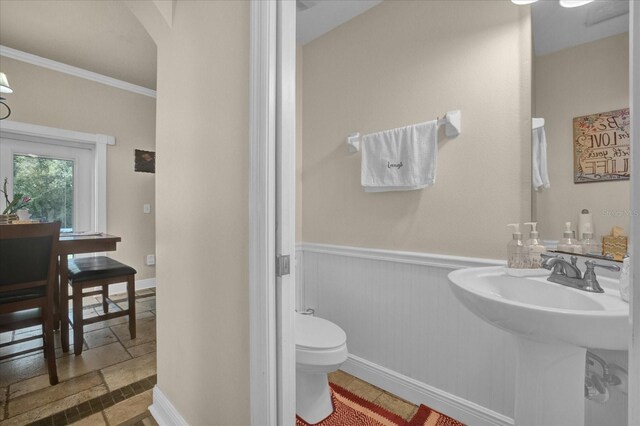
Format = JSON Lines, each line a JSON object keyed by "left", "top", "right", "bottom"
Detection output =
{"left": 0, "top": 138, "right": 94, "bottom": 231}
{"left": 0, "top": 120, "right": 112, "bottom": 233}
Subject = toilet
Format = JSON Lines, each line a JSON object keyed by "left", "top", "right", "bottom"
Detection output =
{"left": 296, "top": 312, "right": 348, "bottom": 424}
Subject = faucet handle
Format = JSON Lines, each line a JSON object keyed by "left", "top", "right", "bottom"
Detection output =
{"left": 584, "top": 260, "right": 620, "bottom": 273}
{"left": 582, "top": 261, "right": 620, "bottom": 293}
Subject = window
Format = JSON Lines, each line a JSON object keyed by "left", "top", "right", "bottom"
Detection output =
{"left": 14, "top": 154, "right": 75, "bottom": 229}
{"left": 1, "top": 138, "right": 93, "bottom": 231}
{"left": 0, "top": 121, "right": 113, "bottom": 233}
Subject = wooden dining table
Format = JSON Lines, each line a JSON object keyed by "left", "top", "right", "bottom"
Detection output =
{"left": 57, "top": 233, "right": 121, "bottom": 353}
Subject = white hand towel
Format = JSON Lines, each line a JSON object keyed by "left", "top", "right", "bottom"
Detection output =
{"left": 361, "top": 120, "right": 438, "bottom": 192}
{"left": 532, "top": 126, "right": 550, "bottom": 190}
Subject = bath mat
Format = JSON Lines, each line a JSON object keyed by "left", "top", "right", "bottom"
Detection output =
{"left": 406, "top": 404, "right": 465, "bottom": 426}
{"left": 295, "top": 383, "right": 407, "bottom": 426}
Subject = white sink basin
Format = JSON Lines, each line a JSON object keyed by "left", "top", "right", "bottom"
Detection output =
{"left": 448, "top": 266, "right": 629, "bottom": 350}
{"left": 448, "top": 266, "right": 629, "bottom": 425}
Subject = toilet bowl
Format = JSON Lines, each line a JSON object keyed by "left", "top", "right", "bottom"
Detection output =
{"left": 296, "top": 312, "right": 348, "bottom": 424}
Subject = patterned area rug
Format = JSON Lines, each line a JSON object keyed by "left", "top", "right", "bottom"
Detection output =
{"left": 406, "top": 404, "right": 465, "bottom": 426}
{"left": 296, "top": 383, "right": 465, "bottom": 426}
{"left": 296, "top": 383, "right": 407, "bottom": 426}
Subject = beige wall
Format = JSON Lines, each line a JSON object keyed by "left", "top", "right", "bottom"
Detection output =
{"left": 0, "top": 57, "right": 156, "bottom": 280}
{"left": 153, "top": 1, "right": 250, "bottom": 424}
{"left": 534, "top": 33, "right": 630, "bottom": 241}
{"left": 300, "top": 0, "right": 531, "bottom": 259}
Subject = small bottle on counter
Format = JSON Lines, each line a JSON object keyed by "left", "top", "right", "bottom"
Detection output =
{"left": 507, "top": 223, "right": 525, "bottom": 269}
{"left": 523, "top": 222, "right": 546, "bottom": 268}
{"left": 557, "top": 222, "right": 583, "bottom": 254}
{"left": 578, "top": 208, "right": 593, "bottom": 244}
{"left": 580, "top": 223, "right": 601, "bottom": 256}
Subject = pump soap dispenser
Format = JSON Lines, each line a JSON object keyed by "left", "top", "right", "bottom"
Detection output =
{"left": 524, "top": 222, "right": 546, "bottom": 268}
{"left": 581, "top": 223, "right": 600, "bottom": 255}
{"left": 507, "top": 224, "right": 525, "bottom": 269}
{"left": 558, "top": 222, "right": 582, "bottom": 254}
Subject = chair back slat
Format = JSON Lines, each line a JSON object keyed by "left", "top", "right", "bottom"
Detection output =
{"left": 0, "top": 223, "right": 61, "bottom": 290}
{"left": 0, "top": 236, "right": 53, "bottom": 286}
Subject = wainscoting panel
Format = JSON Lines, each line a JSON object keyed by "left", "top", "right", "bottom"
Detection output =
{"left": 296, "top": 243, "right": 629, "bottom": 426}
{"left": 297, "top": 243, "right": 516, "bottom": 423}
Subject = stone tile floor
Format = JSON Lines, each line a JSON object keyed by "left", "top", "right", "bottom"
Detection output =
{"left": 328, "top": 370, "right": 419, "bottom": 421}
{"left": 1, "top": 288, "right": 415, "bottom": 425}
{"left": 0, "top": 289, "right": 158, "bottom": 426}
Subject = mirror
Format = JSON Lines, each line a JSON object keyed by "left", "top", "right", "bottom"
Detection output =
{"left": 532, "top": 0, "right": 630, "bottom": 254}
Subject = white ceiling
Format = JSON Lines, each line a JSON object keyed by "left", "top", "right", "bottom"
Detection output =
{"left": 297, "top": 0, "right": 383, "bottom": 45}
{"left": 0, "top": 0, "right": 157, "bottom": 90}
{"left": 532, "top": 0, "right": 629, "bottom": 57}
{"left": 0, "top": 1, "right": 629, "bottom": 92}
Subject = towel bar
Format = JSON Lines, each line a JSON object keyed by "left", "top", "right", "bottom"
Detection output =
{"left": 346, "top": 109, "right": 461, "bottom": 153}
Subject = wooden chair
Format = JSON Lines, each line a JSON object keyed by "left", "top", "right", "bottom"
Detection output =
{"left": 67, "top": 256, "right": 136, "bottom": 355}
{"left": 0, "top": 222, "right": 61, "bottom": 385}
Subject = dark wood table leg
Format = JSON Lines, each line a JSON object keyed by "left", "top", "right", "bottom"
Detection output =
{"left": 60, "top": 257, "right": 70, "bottom": 353}
{"left": 53, "top": 259, "right": 60, "bottom": 331}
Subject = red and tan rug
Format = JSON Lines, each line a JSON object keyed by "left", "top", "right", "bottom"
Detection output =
{"left": 406, "top": 404, "right": 465, "bottom": 426}
{"left": 295, "top": 383, "right": 465, "bottom": 426}
{"left": 296, "top": 383, "right": 408, "bottom": 426}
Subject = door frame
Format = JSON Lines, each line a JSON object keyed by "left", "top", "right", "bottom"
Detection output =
{"left": 248, "top": 1, "right": 640, "bottom": 425}
{"left": 249, "top": 1, "right": 296, "bottom": 425}
{"left": 629, "top": 2, "right": 640, "bottom": 424}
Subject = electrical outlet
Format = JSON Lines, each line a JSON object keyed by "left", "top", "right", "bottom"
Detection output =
{"left": 143, "top": 204, "right": 151, "bottom": 214}
{"left": 146, "top": 254, "right": 155, "bottom": 266}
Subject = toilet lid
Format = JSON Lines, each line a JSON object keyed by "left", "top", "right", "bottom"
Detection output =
{"left": 296, "top": 314, "right": 346, "bottom": 350}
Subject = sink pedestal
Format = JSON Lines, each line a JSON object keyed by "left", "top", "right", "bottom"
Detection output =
{"left": 515, "top": 337, "right": 586, "bottom": 426}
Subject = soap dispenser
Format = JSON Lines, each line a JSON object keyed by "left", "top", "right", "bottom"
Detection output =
{"left": 580, "top": 223, "right": 601, "bottom": 255}
{"left": 558, "top": 222, "right": 582, "bottom": 254}
{"left": 524, "top": 222, "right": 546, "bottom": 268}
{"left": 507, "top": 224, "right": 524, "bottom": 269}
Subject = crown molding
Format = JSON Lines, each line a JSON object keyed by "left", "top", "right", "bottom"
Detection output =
{"left": 0, "top": 45, "right": 157, "bottom": 99}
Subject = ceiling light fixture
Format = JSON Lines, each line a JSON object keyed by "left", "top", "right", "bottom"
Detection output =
{"left": 559, "top": 0, "right": 595, "bottom": 8}
{"left": 0, "top": 72, "right": 13, "bottom": 120}
{"left": 511, "top": 0, "right": 595, "bottom": 7}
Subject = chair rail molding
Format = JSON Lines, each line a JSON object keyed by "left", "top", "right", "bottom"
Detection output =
{"left": 298, "top": 242, "right": 505, "bottom": 270}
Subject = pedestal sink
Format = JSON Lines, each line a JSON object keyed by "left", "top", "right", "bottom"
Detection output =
{"left": 448, "top": 266, "right": 629, "bottom": 426}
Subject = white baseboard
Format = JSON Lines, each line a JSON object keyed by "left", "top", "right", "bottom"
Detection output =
{"left": 149, "top": 385, "right": 189, "bottom": 426}
{"left": 103, "top": 277, "right": 156, "bottom": 296}
{"left": 342, "top": 354, "right": 514, "bottom": 426}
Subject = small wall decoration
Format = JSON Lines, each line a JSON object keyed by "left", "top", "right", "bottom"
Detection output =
{"left": 135, "top": 149, "right": 155, "bottom": 174}
{"left": 573, "top": 108, "right": 630, "bottom": 183}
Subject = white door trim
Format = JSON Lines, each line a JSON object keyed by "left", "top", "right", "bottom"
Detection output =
{"left": 249, "top": 1, "right": 278, "bottom": 425}
{"left": 629, "top": 1, "right": 640, "bottom": 425}
{"left": 0, "top": 119, "right": 113, "bottom": 233}
{"left": 249, "top": 1, "right": 297, "bottom": 424}
{"left": 275, "top": 0, "right": 296, "bottom": 424}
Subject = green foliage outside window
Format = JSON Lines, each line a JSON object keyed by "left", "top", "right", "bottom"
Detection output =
{"left": 13, "top": 155, "right": 74, "bottom": 229}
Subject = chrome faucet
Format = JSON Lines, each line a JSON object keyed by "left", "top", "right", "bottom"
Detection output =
{"left": 541, "top": 254, "right": 620, "bottom": 293}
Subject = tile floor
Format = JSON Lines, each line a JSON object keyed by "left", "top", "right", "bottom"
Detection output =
{"left": 1, "top": 289, "right": 416, "bottom": 425}
{"left": 328, "top": 370, "right": 419, "bottom": 421}
{"left": 0, "top": 289, "right": 158, "bottom": 426}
